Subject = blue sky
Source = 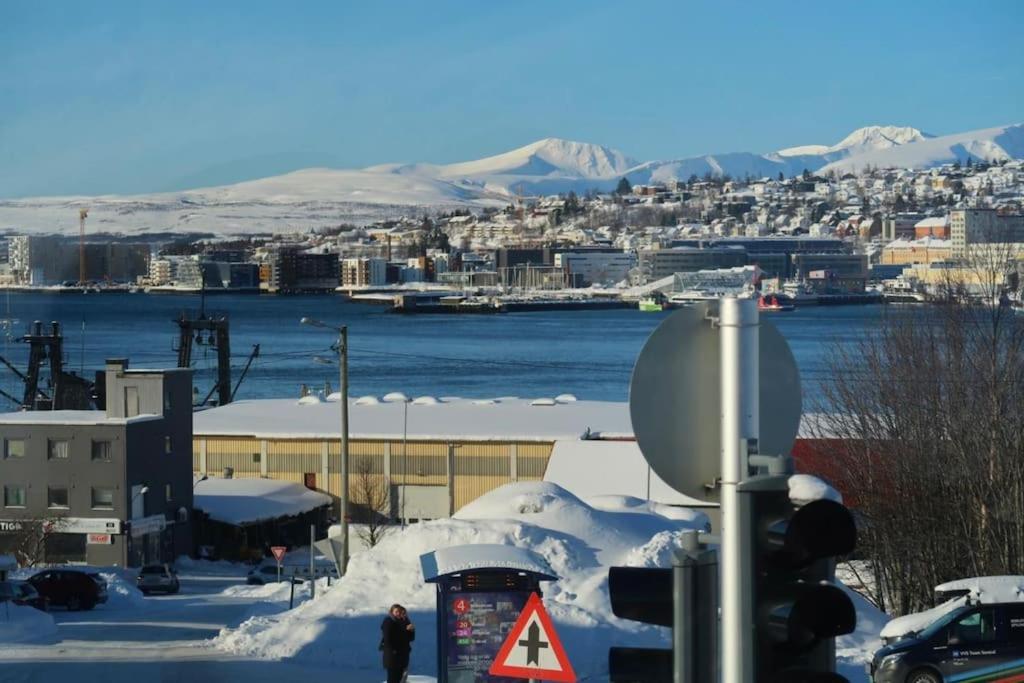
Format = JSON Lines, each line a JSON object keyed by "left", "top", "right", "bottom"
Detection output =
{"left": 1, "top": 0, "right": 1021, "bottom": 198}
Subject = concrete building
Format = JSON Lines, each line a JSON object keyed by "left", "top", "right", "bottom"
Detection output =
{"left": 7, "top": 236, "right": 148, "bottom": 285}
{"left": 638, "top": 247, "right": 747, "bottom": 281}
{"left": 950, "top": 208, "right": 1024, "bottom": 258}
{"left": 0, "top": 360, "right": 194, "bottom": 566}
{"left": 276, "top": 249, "right": 340, "bottom": 292}
{"left": 880, "top": 237, "right": 953, "bottom": 266}
{"left": 553, "top": 250, "right": 634, "bottom": 286}
{"left": 341, "top": 257, "right": 388, "bottom": 287}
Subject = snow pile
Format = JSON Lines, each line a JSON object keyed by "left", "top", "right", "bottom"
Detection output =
{"left": 0, "top": 602, "right": 58, "bottom": 645}
{"left": 214, "top": 482, "right": 709, "bottom": 679}
{"left": 836, "top": 586, "right": 890, "bottom": 678}
{"left": 96, "top": 568, "right": 150, "bottom": 609}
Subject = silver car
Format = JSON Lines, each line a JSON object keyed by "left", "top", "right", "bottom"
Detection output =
{"left": 136, "top": 564, "right": 180, "bottom": 595}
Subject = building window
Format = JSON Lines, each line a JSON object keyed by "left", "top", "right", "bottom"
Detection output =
{"left": 91, "top": 440, "right": 112, "bottom": 462}
{"left": 164, "top": 391, "right": 172, "bottom": 412}
{"left": 91, "top": 487, "right": 114, "bottom": 510}
{"left": 3, "top": 439, "right": 25, "bottom": 459}
{"left": 164, "top": 436, "right": 172, "bottom": 455}
{"left": 4, "top": 485, "right": 26, "bottom": 508}
{"left": 165, "top": 484, "right": 172, "bottom": 503}
{"left": 47, "top": 486, "right": 69, "bottom": 509}
{"left": 252, "top": 452, "right": 261, "bottom": 464}
{"left": 47, "top": 439, "right": 70, "bottom": 460}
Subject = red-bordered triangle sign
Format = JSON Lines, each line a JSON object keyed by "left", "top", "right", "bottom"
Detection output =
{"left": 489, "top": 592, "right": 576, "bottom": 682}
{"left": 270, "top": 546, "right": 287, "bottom": 563}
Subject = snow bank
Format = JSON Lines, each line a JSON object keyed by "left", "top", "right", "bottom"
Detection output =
{"left": 0, "top": 602, "right": 58, "bottom": 645}
{"left": 215, "top": 482, "right": 708, "bottom": 679}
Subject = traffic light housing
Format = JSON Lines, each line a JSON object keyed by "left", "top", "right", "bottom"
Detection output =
{"left": 743, "top": 475, "right": 857, "bottom": 682}
{"left": 608, "top": 566, "right": 673, "bottom": 682}
{"left": 607, "top": 543, "right": 717, "bottom": 683}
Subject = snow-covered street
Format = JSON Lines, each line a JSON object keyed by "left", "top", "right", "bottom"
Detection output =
{"left": 0, "top": 569, "right": 345, "bottom": 683}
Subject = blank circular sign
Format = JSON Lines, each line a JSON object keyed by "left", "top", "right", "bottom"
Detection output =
{"left": 629, "top": 302, "right": 802, "bottom": 501}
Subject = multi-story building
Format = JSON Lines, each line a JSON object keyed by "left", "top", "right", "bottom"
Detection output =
{"left": 7, "top": 236, "right": 149, "bottom": 285}
{"left": 553, "top": 250, "right": 634, "bottom": 286}
{"left": 880, "top": 238, "right": 952, "bottom": 266}
{"left": 341, "top": 257, "right": 388, "bottom": 287}
{"left": 950, "top": 208, "right": 1024, "bottom": 259}
{"left": 276, "top": 249, "right": 340, "bottom": 292}
{"left": 638, "top": 247, "right": 747, "bottom": 282}
{"left": 0, "top": 360, "right": 194, "bottom": 566}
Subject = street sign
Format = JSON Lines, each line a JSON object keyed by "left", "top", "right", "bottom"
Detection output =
{"left": 313, "top": 537, "right": 346, "bottom": 578}
{"left": 87, "top": 533, "right": 112, "bottom": 545}
{"left": 629, "top": 302, "right": 802, "bottom": 501}
{"left": 271, "top": 546, "right": 287, "bottom": 563}
{"left": 490, "top": 592, "right": 576, "bottom": 682}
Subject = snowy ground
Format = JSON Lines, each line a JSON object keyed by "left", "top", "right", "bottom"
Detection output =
{"left": 0, "top": 483, "right": 889, "bottom": 681}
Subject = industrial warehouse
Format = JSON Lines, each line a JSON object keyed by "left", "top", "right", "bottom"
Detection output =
{"left": 190, "top": 393, "right": 704, "bottom": 524}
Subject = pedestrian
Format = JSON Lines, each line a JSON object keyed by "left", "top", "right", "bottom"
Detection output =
{"left": 380, "top": 603, "right": 415, "bottom": 683}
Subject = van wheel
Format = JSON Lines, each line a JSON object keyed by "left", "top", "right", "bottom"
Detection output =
{"left": 66, "top": 596, "right": 82, "bottom": 611}
{"left": 907, "top": 670, "right": 940, "bottom": 683}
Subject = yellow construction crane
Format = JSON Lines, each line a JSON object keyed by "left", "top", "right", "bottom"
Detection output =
{"left": 78, "top": 208, "right": 88, "bottom": 284}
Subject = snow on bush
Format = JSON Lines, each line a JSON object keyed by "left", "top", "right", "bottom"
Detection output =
{"left": 215, "top": 482, "right": 708, "bottom": 679}
{"left": 0, "top": 602, "right": 58, "bottom": 645}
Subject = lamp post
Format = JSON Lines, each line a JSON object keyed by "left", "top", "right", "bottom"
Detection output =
{"left": 300, "top": 317, "right": 350, "bottom": 576}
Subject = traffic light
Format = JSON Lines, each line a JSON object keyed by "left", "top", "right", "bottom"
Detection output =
{"left": 607, "top": 538, "right": 717, "bottom": 683}
{"left": 608, "top": 566, "right": 672, "bottom": 682}
{"left": 743, "top": 475, "right": 857, "bottom": 682}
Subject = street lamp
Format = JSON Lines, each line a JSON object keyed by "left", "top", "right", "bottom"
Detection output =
{"left": 300, "top": 317, "right": 350, "bottom": 576}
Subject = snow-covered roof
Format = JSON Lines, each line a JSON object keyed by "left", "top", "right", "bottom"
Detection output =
{"left": 544, "top": 440, "right": 712, "bottom": 507}
{"left": 420, "top": 544, "right": 557, "bottom": 582}
{"left": 193, "top": 477, "right": 332, "bottom": 526}
{"left": 914, "top": 215, "right": 949, "bottom": 228}
{"left": 0, "top": 410, "right": 162, "bottom": 426}
{"left": 193, "top": 397, "right": 633, "bottom": 442}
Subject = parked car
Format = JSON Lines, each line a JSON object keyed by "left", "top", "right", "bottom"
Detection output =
{"left": 137, "top": 564, "right": 180, "bottom": 595}
{"left": 84, "top": 571, "right": 109, "bottom": 604}
{"left": 26, "top": 569, "right": 105, "bottom": 610}
{"left": 0, "top": 580, "right": 48, "bottom": 611}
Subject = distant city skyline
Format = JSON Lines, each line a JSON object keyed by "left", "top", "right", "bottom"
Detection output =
{"left": 1, "top": 0, "right": 1022, "bottom": 198}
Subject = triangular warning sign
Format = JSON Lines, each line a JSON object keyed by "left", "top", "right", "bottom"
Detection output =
{"left": 489, "top": 592, "right": 576, "bottom": 682}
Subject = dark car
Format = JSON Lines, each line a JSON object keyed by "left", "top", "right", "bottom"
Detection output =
{"left": 869, "top": 602, "right": 1024, "bottom": 682}
{"left": 0, "top": 580, "right": 48, "bottom": 611}
{"left": 137, "top": 564, "right": 180, "bottom": 595}
{"left": 27, "top": 569, "right": 104, "bottom": 611}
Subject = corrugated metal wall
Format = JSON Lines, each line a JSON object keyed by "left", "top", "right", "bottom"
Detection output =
{"left": 194, "top": 436, "right": 556, "bottom": 515}
{"left": 205, "top": 438, "right": 261, "bottom": 478}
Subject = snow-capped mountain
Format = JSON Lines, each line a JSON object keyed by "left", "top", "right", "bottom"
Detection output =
{"left": 1, "top": 123, "right": 1020, "bottom": 236}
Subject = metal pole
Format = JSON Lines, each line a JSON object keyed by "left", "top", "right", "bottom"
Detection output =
{"left": 674, "top": 530, "right": 698, "bottom": 683}
{"left": 339, "top": 326, "right": 350, "bottom": 575}
{"left": 719, "top": 296, "right": 759, "bottom": 683}
{"left": 310, "top": 524, "right": 316, "bottom": 600}
{"left": 401, "top": 400, "right": 408, "bottom": 528}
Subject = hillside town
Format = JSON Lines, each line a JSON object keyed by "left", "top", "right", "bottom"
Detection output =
{"left": 2, "top": 157, "right": 1022, "bottom": 309}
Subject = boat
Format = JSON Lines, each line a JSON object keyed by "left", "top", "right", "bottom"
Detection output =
{"left": 638, "top": 297, "right": 663, "bottom": 312}
{"left": 758, "top": 294, "right": 795, "bottom": 312}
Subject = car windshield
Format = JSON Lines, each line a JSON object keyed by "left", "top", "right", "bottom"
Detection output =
{"left": 916, "top": 605, "right": 971, "bottom": 641}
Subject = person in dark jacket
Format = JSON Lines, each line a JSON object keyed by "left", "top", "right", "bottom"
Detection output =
{"left": 381, "top": 603, "right": 415, "bottom": 683}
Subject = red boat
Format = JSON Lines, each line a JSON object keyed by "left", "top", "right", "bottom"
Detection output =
{"left": 758, "top": 294, "right": 795, "bottom": 312}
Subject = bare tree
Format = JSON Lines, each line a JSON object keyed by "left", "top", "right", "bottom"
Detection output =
{"left": 815, "top": 236, "right": 1024, "bottom": 616}
{"left": 2, "top": 517, "right": 67, "bottom": 567}
{"left": 353, "top": 457, "right": 392, "bottom": 548}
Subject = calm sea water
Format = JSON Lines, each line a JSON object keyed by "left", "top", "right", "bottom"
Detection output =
{"left": 0, "top": 292, "right": 883, "bottom": 407}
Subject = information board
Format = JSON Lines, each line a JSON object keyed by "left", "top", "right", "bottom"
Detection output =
{"left": 445, "top": 591, "right": 531, "bottom": 683}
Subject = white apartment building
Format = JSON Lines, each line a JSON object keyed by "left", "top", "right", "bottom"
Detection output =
{"left": 341, "top": 257, "right": 387, "bottom": 287}
{"left": 950, "top": 208, "right": 1024, "bottom": 258}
